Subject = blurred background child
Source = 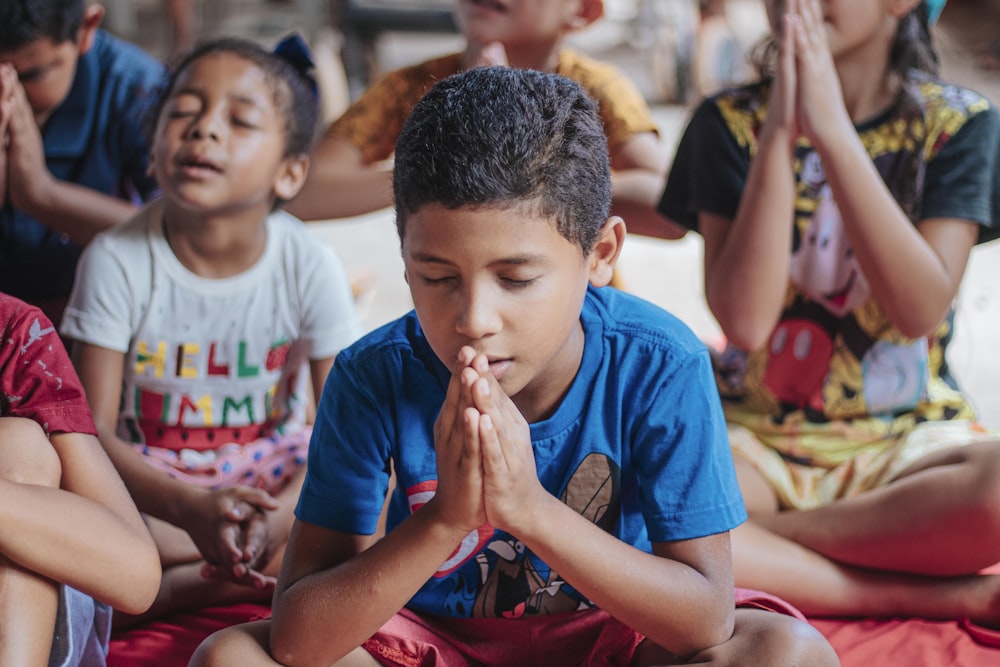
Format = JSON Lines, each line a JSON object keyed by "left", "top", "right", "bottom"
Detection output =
{"left": 0, "top": 0, "right": 164, "bottom": 327}
{"left": 286, "top": 0, "right": 686, "bottom": 240}
{"left": 658, "top": 0, "right": 1000, "bottom": 625}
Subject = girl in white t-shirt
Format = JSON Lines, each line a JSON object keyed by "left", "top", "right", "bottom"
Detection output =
{"left": 61, "top": 35, "right": 361, "bottom": 625}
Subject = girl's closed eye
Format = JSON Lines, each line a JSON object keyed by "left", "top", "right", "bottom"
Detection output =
{"left": 229, "top": 102, "right": 266, "bottom": 130}
{"left": 166, "top": 95, "right": 201, "bottom": 118}
{"left": 231, "top": 114, "right": 260, "bottom": 130}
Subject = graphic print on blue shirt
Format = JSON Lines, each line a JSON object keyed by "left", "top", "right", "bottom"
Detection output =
{"left": 415, "top": 452, "right": 621, "bottom": 618}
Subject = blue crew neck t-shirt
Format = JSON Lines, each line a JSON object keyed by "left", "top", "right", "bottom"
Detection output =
{"left": 297, "top": 286, "right": 746, "bottom": 619}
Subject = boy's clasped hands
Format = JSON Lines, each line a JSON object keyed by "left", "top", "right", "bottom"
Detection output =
{"left": 0, "top": 62, "right": 57, "bottom": 216}
{"left": 432, "top": 345, "right": 544, "bottom": 540}
{"left": 0, "top": 64, "right": 13, "bottom": 201}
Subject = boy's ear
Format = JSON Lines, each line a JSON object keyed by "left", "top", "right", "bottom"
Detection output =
{"left": 588, "top": 216, "right": 624, "bottom": 288}
{"left": 273, "top": 155, "right": 310, "bottom": 201}
{"left": 568, "top": 0, "right": 604, "bottom": 31}
{"left": 76, "top": 4, "right": 105, "bottom": 56}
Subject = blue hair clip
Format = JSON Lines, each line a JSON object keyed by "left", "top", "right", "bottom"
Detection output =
{"left": 272, "top": 33, "right": 318, "bottom": 99}
{"left": 925, "top": 0, "right": 946, "bottom": 23}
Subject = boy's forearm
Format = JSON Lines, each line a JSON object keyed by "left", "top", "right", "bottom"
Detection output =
{"left": 16, "top": 178, "right": 138, "bottom": 245}
{"left": 513, "top": 493, "right": 734, "bottom": 657}
{"left": 271, "top": 505, "right": 471, "bottom": 666}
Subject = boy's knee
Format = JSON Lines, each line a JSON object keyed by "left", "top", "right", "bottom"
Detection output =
{"left": 733, "top": 610, "right": 840, "bottom": 667}
{"left": 189, "top": 628, "right": 233, "bottom": 667}
{"left": 189, "top": 621, "right": 273, "bottom": 667}
{"left": 0, "top": 417, "right": 61, "bottom": 487}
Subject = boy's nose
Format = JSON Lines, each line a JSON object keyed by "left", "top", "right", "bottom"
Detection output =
{"left": 454, "top": 288, "right": 502, "bottom": 340}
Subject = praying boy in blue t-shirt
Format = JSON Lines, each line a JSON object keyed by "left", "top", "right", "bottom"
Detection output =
{"left": 191, "top": 66, "right": 838, "bottom": 666}
{"left": 0, "top": 0, "right": 164, "bottom": 326}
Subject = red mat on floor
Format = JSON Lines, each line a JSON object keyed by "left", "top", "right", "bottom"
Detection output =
{"left": 107, "top": 603, "right": 270, "bottom": 667}
{"left": 108, "top": 602, "right": 1000, "bottom": 666}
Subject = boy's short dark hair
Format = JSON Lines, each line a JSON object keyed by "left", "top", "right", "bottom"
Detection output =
{"left": 0, "top": 0, "right": 85, "bottom": 52}
{"left": 393, "top": 66, "right": 612, "bottom": 253}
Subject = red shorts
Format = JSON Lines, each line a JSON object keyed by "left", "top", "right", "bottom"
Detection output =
{"left": 361, "top": 588, "right": 803, "bottom": 666}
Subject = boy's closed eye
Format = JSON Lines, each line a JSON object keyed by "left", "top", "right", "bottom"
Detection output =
{"left": 16, "top": 67, "right": 47, "bottom": 84}
{"left": 419, "top": 274, "right": 456, "bottom": 287}
{"left": 498, "top": 275, "right": 537, "bottom": 289}
{"left": 418, "top": 273, "right": 540, "bottom": 289}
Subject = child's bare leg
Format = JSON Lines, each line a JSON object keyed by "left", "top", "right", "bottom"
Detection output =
{"left": 733, "top": 520, "right": 1000, "bottom": 625}
{"left": 0, "top": 418, "right": 64, "bottom": 665}
{"left": 190, "top": 620, "right": 380, "bottom": 667}
{"left": 632, "top": 608, "right": 839, "bottom": 666}
{"left": 745, "top": 442, "right": 1000, "bottom": 575}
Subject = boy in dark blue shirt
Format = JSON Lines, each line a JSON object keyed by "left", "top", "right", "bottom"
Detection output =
{"left": 0, "top": 0, "right": 164, "bottom": 325}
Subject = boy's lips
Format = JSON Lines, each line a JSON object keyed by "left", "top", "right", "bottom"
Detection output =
{"left": 487, "top": 358, "right": 512, "bottom": 382}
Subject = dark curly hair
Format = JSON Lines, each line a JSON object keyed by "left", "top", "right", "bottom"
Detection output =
{"left": 0, "top": 0, "right": 85, "bottom": 51}
{"left": 393, "top": 66, "right": 612, "bottom": 254}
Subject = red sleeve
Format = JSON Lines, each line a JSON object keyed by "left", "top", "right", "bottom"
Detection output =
{"left": 0, "top": 294, "right": 97, "bottom": 436}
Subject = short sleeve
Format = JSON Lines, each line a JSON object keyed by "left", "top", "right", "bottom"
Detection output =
{"left": 60, "top": 231, "right": 138, "bottom": 353}
{"left": 923, "top": 104, "right": 1000, "bottom": 244}
{"left": 632, "top": 348, "right": 746, "bottom": 542}
{"left": 0, "top": 297, "right": 97, "bottom": 435}
{"left": 296, "top": 351, "right": 392, "bottom": 534}
{"left": 296, "top": 233, "right": 363, "bottom": 360}
{"left": 658, "top": 97, "right": 751, "bottom": 233}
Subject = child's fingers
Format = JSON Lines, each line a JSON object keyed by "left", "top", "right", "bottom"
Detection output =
{"left": 216, "top": 521, "right": 244, "bottom": 564}
{"left": 468, "top": 363, "right": 530, "bottom": 470}
{"left": 8, "top": 74, "right": 31, "bottom": 119}
{"left": 478, "top": 412, "right": 506, "bottom": 476}
{"left": 797, "top": 0, "right": 824, "bottom": 47}
{"left": 433, "top": 347, "right": 476, "bottom": 447}
{"left": 434, "top": 372, "right": 463, "bottom": 446}
{"left": 457, "top": 345, "right": 477, "bottom": 369}
{"left": 237, "top": 569, "right": 277, "bottom": 591}
{"left": 200, "top": 561, "right": 276, "bottom": 591}
{"left": 0, "top": 64, "right": 15, "bottom": 97}
{"left": 222, "top": 499, "right": 259, "bottom": 522}
{"left": 467, "top": 355, "right": 524, "bottom": 434}
{"left": 461, "top": 403, "right": 482, "bottom": 470}
{"left": 240, "top": 510, "right": 271, "bottom": 566}
{"left": 230, "top": 486, "right": 281, "bottom": 513}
